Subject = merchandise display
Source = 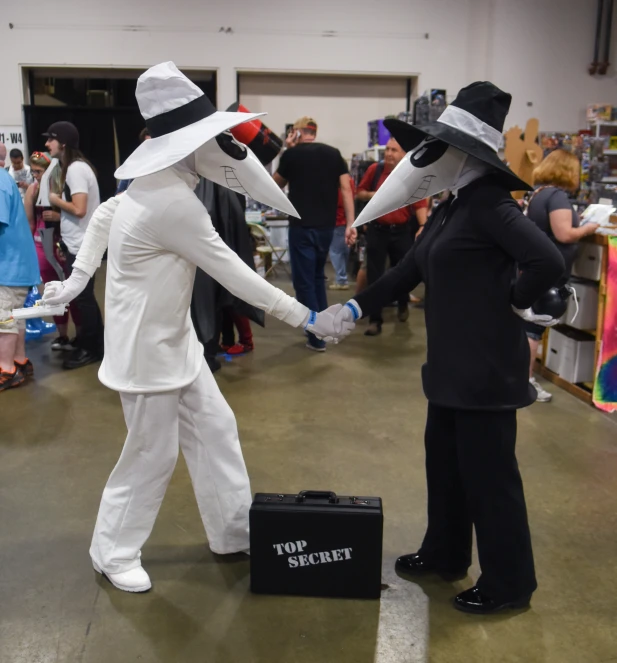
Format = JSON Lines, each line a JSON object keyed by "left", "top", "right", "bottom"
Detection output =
{"left": 367, "top": 119, "right": 391, "bottom": 148}
{"left": 536, "top": 235, "right": 615, "bottom": 406}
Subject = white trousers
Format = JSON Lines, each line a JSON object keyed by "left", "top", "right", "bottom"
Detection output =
{"left": 90, "top": 359, "right": 251, "bottom": 573}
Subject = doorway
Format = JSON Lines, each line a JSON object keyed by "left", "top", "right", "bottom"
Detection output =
{"left": 23, "top": 67, "right": 217, "bottom": 200}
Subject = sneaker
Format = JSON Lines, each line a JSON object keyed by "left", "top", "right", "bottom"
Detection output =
{"left": 0, "top": 367, "right": 25, "bottom": 392}
{"left": 305, "top": 342, "right": 326, "bottom": 352}
{"left": 328, "top": 283, "right": 350, "bottom": 291}
{"left": 530, "top": 377, "right": 552, "bottom": 403}
{"left": 62, "top": 348, "right": 103, "bottom": 370}
{"left": 14, "top": 358, "right": 34, "bottom": 379}
{"left": 226, "top": 343, "right": 247, "bottom": 355}
{"left": 92, "top": 560, "right": 151, "bottom": 593}
{"left": 51, "top": 336, "right": 77, "bottom": 352}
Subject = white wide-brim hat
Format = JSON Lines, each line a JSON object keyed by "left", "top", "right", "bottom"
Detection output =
{"left": 115, "top": 62, "right": 265, "bottom": 180}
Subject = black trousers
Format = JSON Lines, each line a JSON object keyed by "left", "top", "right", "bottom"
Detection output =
{"left": 366, "top": 222, "right": 412, "bottom": 324}
{"left": 63, "top": 246, "right": 104, "bottom": 356}
{"left": 419, "top": 403, "right": 537, "bottom": 601}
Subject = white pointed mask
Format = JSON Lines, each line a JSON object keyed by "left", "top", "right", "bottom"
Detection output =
{"left": 194, "top": 132, "right": 299, "bottom": 218}
{"left": 353, "top": 137, "right": 469, "bottom": 227}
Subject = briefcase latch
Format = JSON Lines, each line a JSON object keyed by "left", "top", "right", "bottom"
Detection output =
{"left": 264, "top": 495, "right": 286, "bottom": 502}
{"left": 350, "top": 497, "right": 370, "bottom": 505}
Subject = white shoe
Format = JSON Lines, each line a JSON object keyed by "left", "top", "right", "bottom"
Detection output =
{"left": 92, "top": 560, "right": 152, "bottom": 593}
{"left": 530, "top": 377, "right": 552, "bottom": 403}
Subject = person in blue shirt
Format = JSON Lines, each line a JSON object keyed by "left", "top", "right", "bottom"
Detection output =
{"left": 0, "top": 159, "right": 41, "bottom": 391}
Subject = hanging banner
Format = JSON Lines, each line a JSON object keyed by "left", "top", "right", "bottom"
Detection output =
{"left": 593, "top": 236, "right": 617, "bottom": 412}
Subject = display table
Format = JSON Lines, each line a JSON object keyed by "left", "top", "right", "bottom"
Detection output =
{"left": 537, "top": 233, "right": 610, "bottom": 405}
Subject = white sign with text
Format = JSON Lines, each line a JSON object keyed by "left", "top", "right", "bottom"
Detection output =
{"left": 0, "top": 126, "right": 26, "bottom": 156}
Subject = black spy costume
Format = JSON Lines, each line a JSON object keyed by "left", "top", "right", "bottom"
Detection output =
{"left": 353, "top": 82, "right": 565, "bottom": 614}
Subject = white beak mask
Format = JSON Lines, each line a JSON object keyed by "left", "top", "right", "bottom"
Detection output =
{"left": 353, "top": 137, "right": 470, "bottom": 228}
{"left": 194, "top": 132, "right": 299, "bottom": 218}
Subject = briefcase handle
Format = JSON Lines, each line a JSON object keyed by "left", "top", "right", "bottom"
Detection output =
{"left": 296, "top": 490, "right": 339, "bottom": 504}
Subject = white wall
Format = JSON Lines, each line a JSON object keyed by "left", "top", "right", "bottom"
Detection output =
{"left": 1, "top": 0, "right": 615, "bottom": 138}
{"left": 240, "top": 73, "right": 409, "bottom": 157}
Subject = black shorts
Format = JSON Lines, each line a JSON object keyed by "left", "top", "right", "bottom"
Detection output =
{"left": 523, "top": 320, "right": 545, "bottom": 341}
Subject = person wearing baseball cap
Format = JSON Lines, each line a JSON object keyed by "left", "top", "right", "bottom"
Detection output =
{"left": 42, "top": 121, "right": 80, "bottom": 149}
{"left": 273, "top": 115, "right": 356, "bottom": 352}
{"left": 44, "top": 121, "right": 103, "bottom": 369}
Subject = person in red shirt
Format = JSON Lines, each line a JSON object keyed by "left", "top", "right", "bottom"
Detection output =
{"left": 356, "top": 137, "right": 428, "bottom": 335}
{"left": 328, "top": 180, "right": 356, "bottom": 290}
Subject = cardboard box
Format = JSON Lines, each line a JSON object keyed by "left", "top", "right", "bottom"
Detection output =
{"left": 546, "top": 327, "right": 595, "bottom": 384}
{"left": 566, "top": 280, "right": 598, "bottom": 331}
{"left": 572, "top": 243, "right": 604, "bottom": 281}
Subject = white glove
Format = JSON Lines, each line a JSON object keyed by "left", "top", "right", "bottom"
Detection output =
{"left": 42, "top": 268, "right": 91, "bottom": 306}
{"left": 303, "top": 301, "right": 360, "bottom": 343}
{"left": 512, "top": 306, "right": 560, "bottom": 327}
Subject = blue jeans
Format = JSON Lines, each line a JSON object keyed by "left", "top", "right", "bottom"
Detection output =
{"left": 289, "top": 225, "right": 334, "bottom": 347}
{"left": 328, "top": 225, "right": 349, "bottom": 285}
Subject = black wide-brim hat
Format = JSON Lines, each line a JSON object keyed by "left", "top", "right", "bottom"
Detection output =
{"left": 385, "top": 81, "right": 532, "bottom": 192}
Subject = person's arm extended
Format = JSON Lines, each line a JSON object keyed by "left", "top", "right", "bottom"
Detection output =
{"left": 354, "top": 244, "right": 422, "bottom": 317}
{"left": 42, "top": 196, "right": 122, "bottom": 306}
{"left": 73, "top": 196, "right": 122, "bottom": 276}
{"left": 475, "top": 195, "right": 565, "bottom": 309}
{"left": 49, "top": 191, "right": 88, "bottom": 218}
{"left": 549, "top": 208, "right": 598, "bottom": 243}
{"left": 159, "top": 195, "right": 309, "bottom": 327}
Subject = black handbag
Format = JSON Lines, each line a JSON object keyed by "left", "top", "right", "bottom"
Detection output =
{"left": 250, "top": 490, "right": 383, "bottom": 599}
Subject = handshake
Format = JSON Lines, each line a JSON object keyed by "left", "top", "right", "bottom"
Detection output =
{"left": 302, "top": 300, "right": 362, "bottom": 344}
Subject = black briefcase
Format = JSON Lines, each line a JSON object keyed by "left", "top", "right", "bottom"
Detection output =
{"left": 250, "top": 490, "right": 383, "bottom": 599}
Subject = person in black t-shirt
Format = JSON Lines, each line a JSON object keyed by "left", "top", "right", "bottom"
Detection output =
{"left": 273, "top": 117, "right": 355, "bottom": 352}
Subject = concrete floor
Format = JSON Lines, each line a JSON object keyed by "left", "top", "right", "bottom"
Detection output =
{"left": 1, "top": 273, "right": 617, "bottom": 663}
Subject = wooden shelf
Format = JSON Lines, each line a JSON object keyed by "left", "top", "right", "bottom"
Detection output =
{"left": 539, "top": 366, "right": 593, "bottom": 405}
{"left": 582, "top": 233, "right": 610, "bottom": 246}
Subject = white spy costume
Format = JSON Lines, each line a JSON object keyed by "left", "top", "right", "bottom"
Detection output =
{"left": 43, "top": 62, "right": 355, "bottom": 593}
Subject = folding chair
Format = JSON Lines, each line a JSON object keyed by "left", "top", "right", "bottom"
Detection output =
{"left": 248, "top": 223, "right": 290, "bottom": 278}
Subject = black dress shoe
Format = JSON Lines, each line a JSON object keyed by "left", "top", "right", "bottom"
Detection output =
{"left": 453, "top": 586, "right": 531, "bottom": 614}
{"left": 62, "top": 348, "right": 103, "bottom": 370}
{"left": 395, "top": 552, "right": 467, "bottom": 581}
{"left": 397, "top": 305, "right": 409, "bottom": 322}
{"left": 364, "top": 323, "right": 382, "bottom": 336}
